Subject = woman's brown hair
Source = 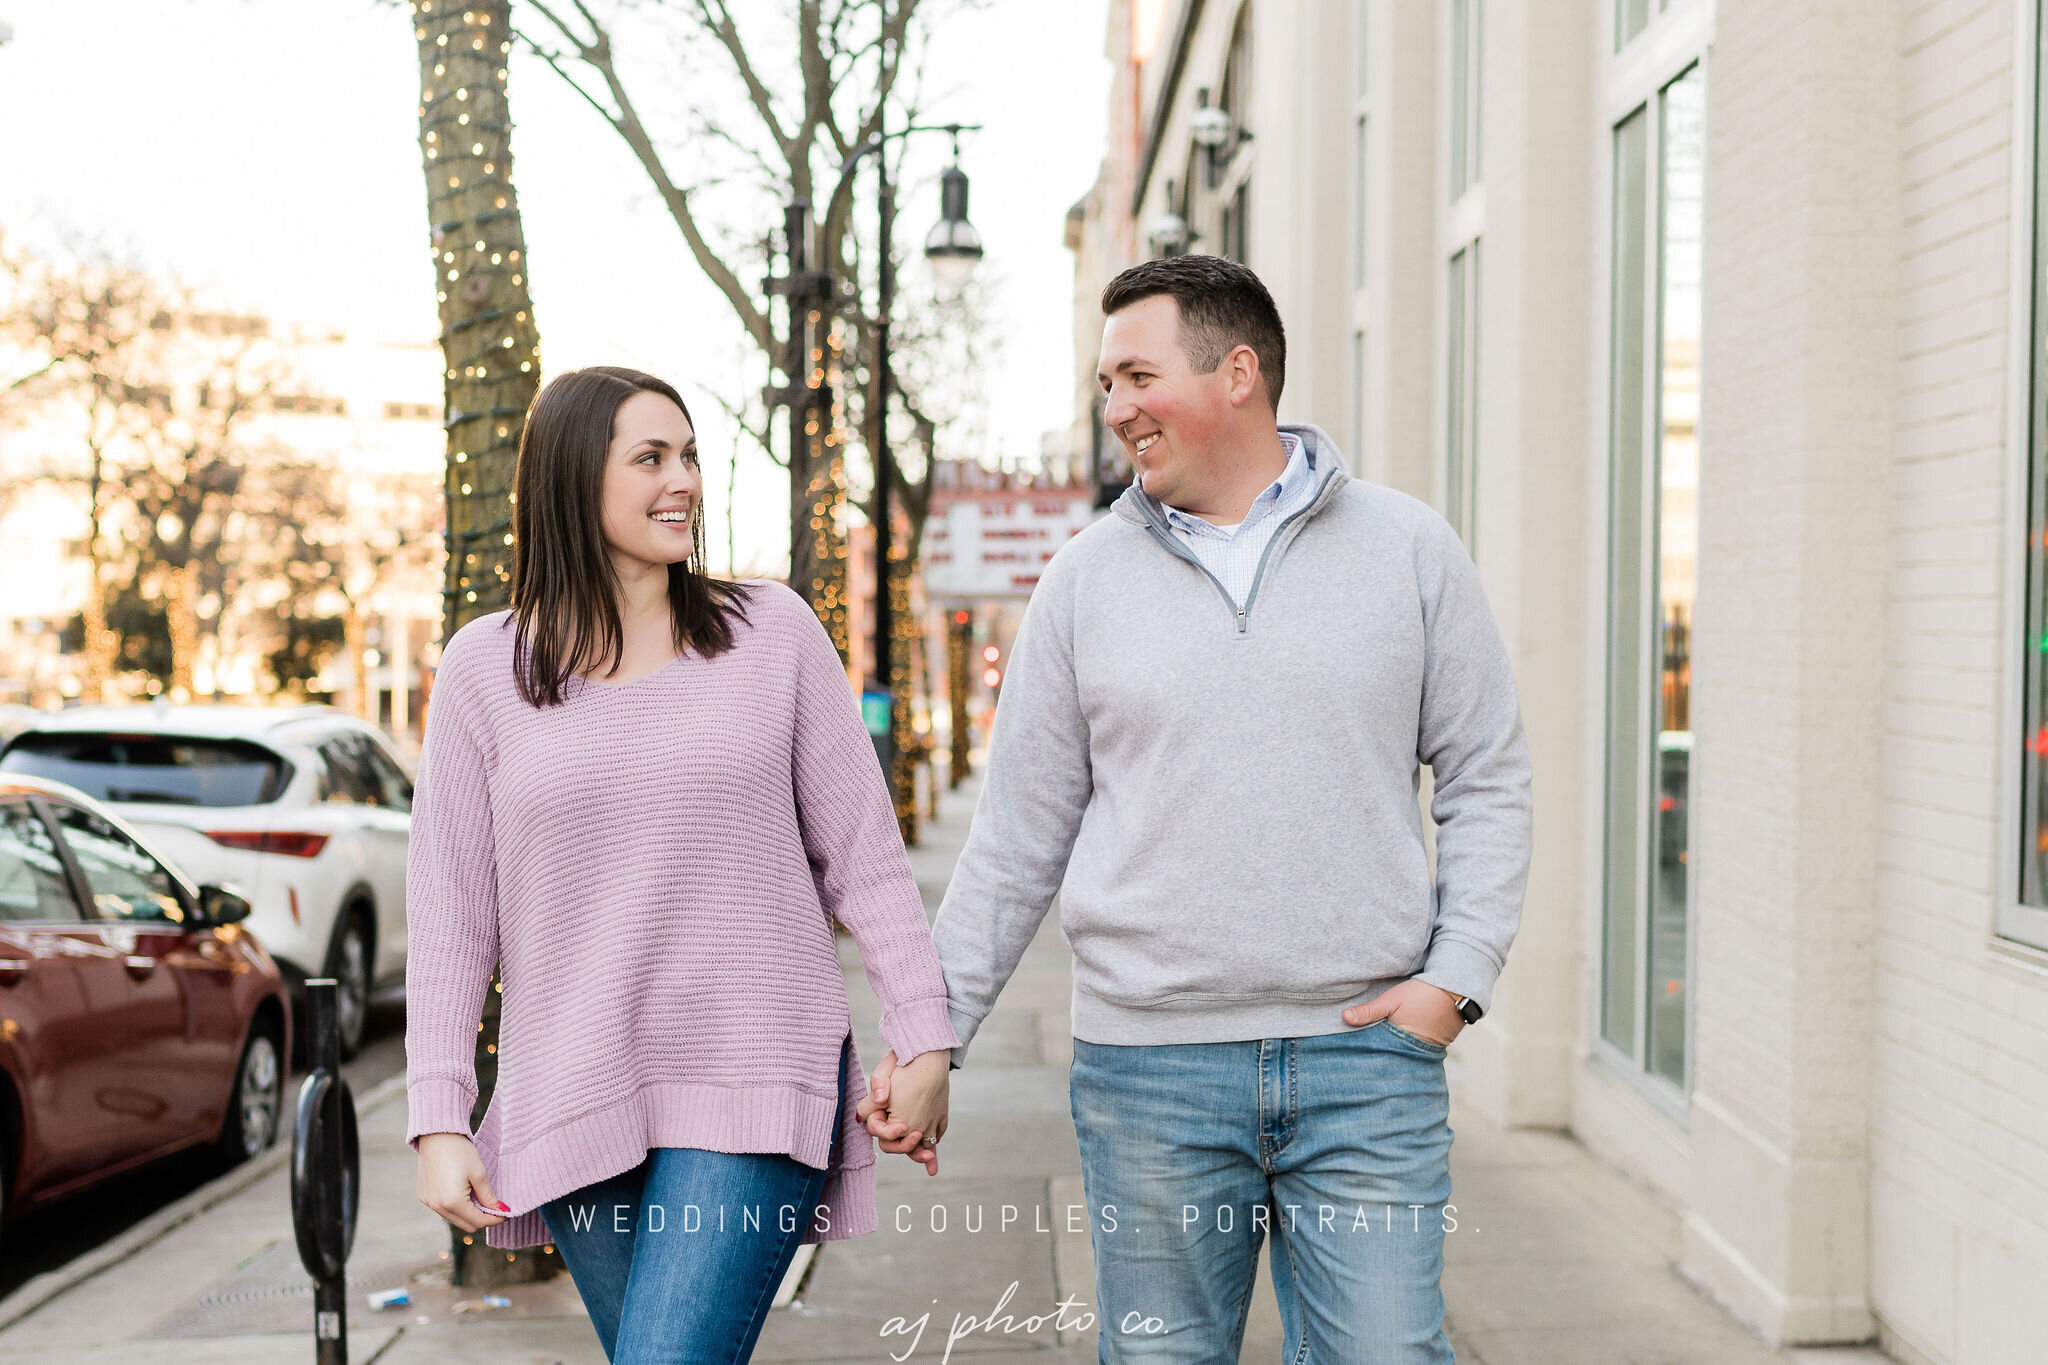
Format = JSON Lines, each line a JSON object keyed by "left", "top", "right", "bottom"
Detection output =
{"left": 505, "top": 366, "right": 751, "bottom": 707}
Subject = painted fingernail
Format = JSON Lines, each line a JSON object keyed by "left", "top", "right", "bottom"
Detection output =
{"left": 497, "top": 1201, "right": 510, "bottom": 1211}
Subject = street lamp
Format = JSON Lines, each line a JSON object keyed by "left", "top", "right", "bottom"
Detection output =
{"left": 825, "top": 120, "right": 982, "bottom": 795}
{"left": 923, "top": 163, "right": 984, "bottom": 291}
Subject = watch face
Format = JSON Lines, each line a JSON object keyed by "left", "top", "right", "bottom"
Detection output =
{"left": 1458, "top": 999, "right": 1483, "bottom": 1024}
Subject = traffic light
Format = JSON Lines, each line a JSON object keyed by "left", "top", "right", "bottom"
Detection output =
{"left": 982, "top": 642, "right": 1001, "bottom": 690}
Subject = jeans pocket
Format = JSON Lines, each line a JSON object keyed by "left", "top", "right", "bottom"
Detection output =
{"left": 1380, "top": 1020, "right": 1450, "bottom": 1055}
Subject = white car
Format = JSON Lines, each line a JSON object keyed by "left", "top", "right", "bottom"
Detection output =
{"left": 0, "top": 705, "right": 40, "bottom": 746}
{"left": 0, "top": 702, "right": 412, "bottom": 1058}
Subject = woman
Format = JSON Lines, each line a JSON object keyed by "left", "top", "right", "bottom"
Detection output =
{"left": 405, "top": 366, "right": 956, "bottom": 1363}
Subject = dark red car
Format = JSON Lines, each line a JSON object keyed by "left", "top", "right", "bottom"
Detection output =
{"left": 0, "top": 773, "right": 290, "bottom": 1254}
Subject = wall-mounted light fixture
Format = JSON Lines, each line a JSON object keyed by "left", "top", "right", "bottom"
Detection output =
{"left": 1191, "top": 85, "right": 1252, "bottom": 189}
{"left": 1145, "top": 177, "right": 1191, "bottom": 257}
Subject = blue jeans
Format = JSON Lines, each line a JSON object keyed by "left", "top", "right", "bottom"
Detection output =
{"left": 1070, "top": 1021, "right": 1456, "bottom": 1364}
{"left": 539, "top": 1037, "right": 849, "bottom": 1363}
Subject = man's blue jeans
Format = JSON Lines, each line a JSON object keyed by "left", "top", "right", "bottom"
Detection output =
{"left": 538, "top": 1038, "right": 848, "bottom": 1363}
{"left": 1070, "top": 1021, "right": 1456, "bottom": 1364}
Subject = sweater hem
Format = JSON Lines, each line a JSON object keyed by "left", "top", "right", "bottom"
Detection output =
{"left": 474, "top": 1075, "right": 872, "bottom": 1251}
{"left": 1069, "top": 977, "right": 1412, "bottom": 1046}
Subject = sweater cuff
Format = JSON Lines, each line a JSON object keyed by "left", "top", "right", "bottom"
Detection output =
{"left": 879, "top": 994, "right": 962, "bottom": 1067}
{"left": 944, "top": 1002, "right": 989, "bottom": 1071}
{"left": 406, "top": 1078, "right": 478, "bottom": 1151}
{"left": 1415, "top": 937, "right": 1504, "bottom": 1017}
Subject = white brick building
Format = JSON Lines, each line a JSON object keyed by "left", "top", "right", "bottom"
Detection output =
{"left": 1070, "top": 2, "right": 2048, "bottom": 1359}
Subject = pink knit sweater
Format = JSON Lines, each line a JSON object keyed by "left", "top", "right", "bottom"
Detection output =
{"left": 402, "top": 581, "right": 960, "bottom": 1250}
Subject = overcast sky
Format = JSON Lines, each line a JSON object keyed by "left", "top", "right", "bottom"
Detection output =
{"left": 0, "top": 0, "right": 1112, "bottom": 574}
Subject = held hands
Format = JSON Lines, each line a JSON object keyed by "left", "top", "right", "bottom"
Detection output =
{"left": 1341, "top": 979, "right": 1468, "bottom": 1048}
{"left": 855, "top": 1048, "right": 952, "bottom": 1175}
{"left": 416, "top": 1132, "right": 512, "bottom": 1232}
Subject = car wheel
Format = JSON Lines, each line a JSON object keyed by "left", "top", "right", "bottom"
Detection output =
{"left": 326, "top": 911, "right": 371, "bottom": 1062}
{"left": 214, "top": 1021, "right": 283, "bottom": 1169}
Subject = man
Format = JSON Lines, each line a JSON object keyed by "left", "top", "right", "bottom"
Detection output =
{"left": 861, "top": 255, "right": 1532, "bottom": 1363}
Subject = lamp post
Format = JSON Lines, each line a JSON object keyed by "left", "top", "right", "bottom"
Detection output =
{"left": 829, "top": 120, "right": 982, "bottom": 805}
{"left": 762, "top": 201, "right": 835, "bottom": 615}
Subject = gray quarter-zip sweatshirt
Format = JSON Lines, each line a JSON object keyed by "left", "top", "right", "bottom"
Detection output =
{"left": 931, "top": 423, "right": 1533, "bottom": 1062}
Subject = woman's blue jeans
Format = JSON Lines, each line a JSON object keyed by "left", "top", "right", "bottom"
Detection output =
{"left": 539, "top": 1037, "right": 849, "bottom": 1363}
{"left": 1070, "top": 1020, "right": 1457, "bottom": 1364}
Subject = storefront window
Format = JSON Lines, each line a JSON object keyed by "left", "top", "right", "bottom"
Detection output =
{"left": 1603, "top": 62, "right": 1704, "bottom": 1087}
{"left": 1449, "top": 0, "right": 1482, "bottom": 200}
{"left": 1446, "top": 242, "right": 1480, "bottom": 545}
{"left": 2014, "top": 2, "right": 2048, "bottom": 949}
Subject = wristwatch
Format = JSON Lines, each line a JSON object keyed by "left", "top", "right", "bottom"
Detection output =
{"left": 1451, "top": 994, "right": 1484, "bottom": 1025}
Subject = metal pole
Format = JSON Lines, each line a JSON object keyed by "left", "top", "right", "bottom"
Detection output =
{"left": 873, "top": 131, "right": 895, "bottom": 712}
{"left": 314, "top": 980, "right": 345, "bottom": 1365}
{"left": 785, "top": 201, "right": 814, "bottom": 572}
{"left": 292, "top": 978, "right": 358, "bottom": 1364}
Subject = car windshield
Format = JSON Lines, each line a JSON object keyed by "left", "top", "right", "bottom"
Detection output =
{"left": 0, "top": 732, "right": 291, "bottom": 807}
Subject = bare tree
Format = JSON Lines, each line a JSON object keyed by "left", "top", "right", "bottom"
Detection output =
{"left": 250, "top": 464, "right": 441, "bottom": 710}
{"left": 512, "top": 0, "right": 991, "bottom": 583}
{"left": 119, "top": 322, "right": 290, "bottom": 700}
{"left": 0, "top": 243, "right": 178, "bottom": 699}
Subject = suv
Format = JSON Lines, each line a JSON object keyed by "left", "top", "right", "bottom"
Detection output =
{"left": 0, "top": 703, "right": 413, "bottom": 1058}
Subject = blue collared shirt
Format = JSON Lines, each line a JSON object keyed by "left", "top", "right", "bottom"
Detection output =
{"left": 1159, "top": 431, "right": 1317, "bottom": 609}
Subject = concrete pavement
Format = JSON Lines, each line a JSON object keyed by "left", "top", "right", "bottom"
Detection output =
{"left": 0, "top": 764, "right": 1902, "bottom": 1363}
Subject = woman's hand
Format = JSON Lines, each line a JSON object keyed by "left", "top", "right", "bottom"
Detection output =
{"left": 855, "top": 1048, "right": 951, "bottom": 1175}
{"left": 416, "top": 1131, "right": 512, "bottom": 1231}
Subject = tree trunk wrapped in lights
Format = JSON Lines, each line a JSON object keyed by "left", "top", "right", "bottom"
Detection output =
{"left": 415, "top": 0, "right": 537, "bottom": 631}
{"left": 947, "top": 609, "right": 971, "bottom": 788}
{"left": 887, "top": 531, "right": 917, "bottom": 843}
{"left": 410, "top": 0, "right": 556, "bottom": 1289}
{"left": 806, "top": 318, "right": 850, "bottom": 660}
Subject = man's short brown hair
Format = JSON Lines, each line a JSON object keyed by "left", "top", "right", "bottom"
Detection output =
{"left": 1101, "top": 255, "right": 1287, "bottom": 407}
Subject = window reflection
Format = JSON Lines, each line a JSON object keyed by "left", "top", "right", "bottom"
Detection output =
{"left": 2020, "top": 7, "right": 2048, "bottom": 930}
{"left": 49, "top": 805, "right": 185, "bottom": 923}
{"left": 1648, "top": 64, "right": 1704, "bottom": 1088}
{"left": 0, "top": 804, "right": 80, "bottom": 922}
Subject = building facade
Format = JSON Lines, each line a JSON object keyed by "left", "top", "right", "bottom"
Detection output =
{"left": 1070, "top": 2, "right": 2048, "bottom": 1360}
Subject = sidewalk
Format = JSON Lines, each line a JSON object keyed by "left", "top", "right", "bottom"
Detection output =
{"left": 0, "top": 766, "right": 1901, "bottom": 1363}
